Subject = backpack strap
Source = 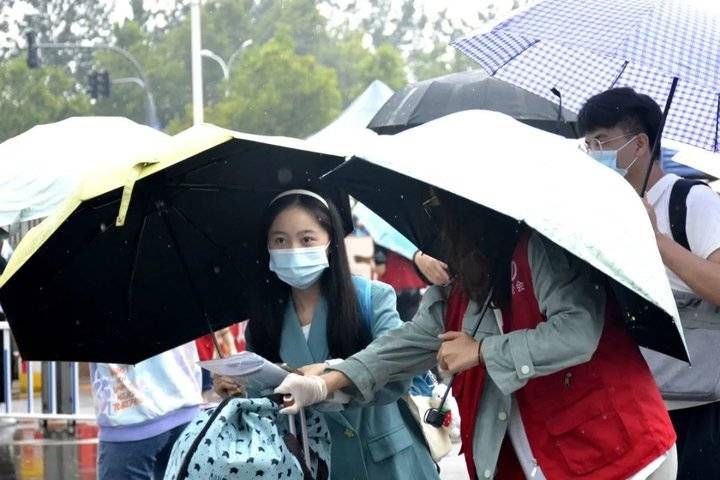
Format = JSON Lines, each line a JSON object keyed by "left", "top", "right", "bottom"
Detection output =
{"left": 669, "top": 179, "right": 708, "bottom": 251}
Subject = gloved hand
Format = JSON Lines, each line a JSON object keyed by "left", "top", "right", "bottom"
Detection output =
{"left": 274, "top": 373, "right": 328, "bottom": 414}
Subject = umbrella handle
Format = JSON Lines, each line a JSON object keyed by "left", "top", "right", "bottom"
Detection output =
{"left": 425, "top": 285, "right": 495, "bottom": 428}
{"left": 640, "top": 77, "right": 679, "bottom": 197}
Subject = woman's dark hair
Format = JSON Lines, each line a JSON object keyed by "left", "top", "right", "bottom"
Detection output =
{"left": 246, "top": 193, "right": 368, "bottom": 363}
{"left": 578, "top": 87, "right": 663, "bottom": 160}
{"left": 436, "top": 190, "right": 522, "bottom": 309}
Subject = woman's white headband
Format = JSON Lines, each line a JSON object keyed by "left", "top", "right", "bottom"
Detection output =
{"left": 270, "top": 189, "right": 329, "bottom": 209}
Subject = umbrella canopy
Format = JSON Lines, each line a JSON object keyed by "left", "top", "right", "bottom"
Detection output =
{"left": 0, "top": 117, "right": 170, "bottom": 226}
{"left": 351, "top": 201, "right": 418, "bottom": 260}
{"left": 368, "top": 72, "right": 578, "bottom": 138}
{"left": 452, "top": 0, "right": 720, "bottom": 153}
{"left": 0, "top": 124, "right": 352, "bottom": 364}
{"left": 323, "top": 110, "right": 687, "bottom": 361}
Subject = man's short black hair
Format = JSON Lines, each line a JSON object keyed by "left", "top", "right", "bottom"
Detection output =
{"left": 578, "top": 87, "right": 663, "bottom": 160}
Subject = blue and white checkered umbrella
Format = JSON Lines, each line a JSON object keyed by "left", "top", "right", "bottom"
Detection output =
{"left": 452, "top": 0, "right": 720, "bottom": 153}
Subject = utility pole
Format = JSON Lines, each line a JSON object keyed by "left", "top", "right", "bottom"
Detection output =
{"left": 190, "top": 0, "right": 204, "bottom": 125}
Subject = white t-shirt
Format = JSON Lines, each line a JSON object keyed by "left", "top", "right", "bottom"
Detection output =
{"left": 301, "top": 323, "right": 311, "bottom": 340}
{"left": 646, "top": 174, "right": 720, "bottom": 293}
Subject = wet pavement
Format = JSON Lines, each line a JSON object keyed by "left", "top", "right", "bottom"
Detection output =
{"left": 0, "top": 381, "right": 465, "bottom": 480}
{"left": 0, "top": 420, "right": 466, "bottom": 480}
{"left": 0, "top": 421, "right": 97, "bottom": 480}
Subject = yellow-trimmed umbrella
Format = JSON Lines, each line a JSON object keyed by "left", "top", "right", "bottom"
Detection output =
{"left": 0, "top": 124, "right": 351, "bottom": 363}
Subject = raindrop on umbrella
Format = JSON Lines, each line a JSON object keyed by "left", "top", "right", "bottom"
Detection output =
{"left": 277, "top": 168, "right": 293, "bottom": 184}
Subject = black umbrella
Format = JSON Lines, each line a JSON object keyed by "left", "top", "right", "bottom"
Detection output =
{"left": 368, "top": 71, "right": 579, "bottom": 138}
{"left": 0, "top": 126, "right": 352, "bottom": 363}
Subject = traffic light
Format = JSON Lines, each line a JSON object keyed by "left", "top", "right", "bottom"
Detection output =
{"left": 26, "top": 31, "right": 40, "bottom": 69}
{"left": 98, "top": 70, "right": 110, "bottom": 98}
{"left": 88, "top": 70, "right": 111, "bottom": 99}
{"left": 88, "top": 71, "right": 99, "bottom": 99}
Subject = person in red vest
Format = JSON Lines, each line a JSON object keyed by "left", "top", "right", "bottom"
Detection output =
{"left": 275, "top": 191, "right": 677, "bottom": 479}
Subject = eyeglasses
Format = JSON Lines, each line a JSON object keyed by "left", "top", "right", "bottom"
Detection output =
{"left": 580, "top": 133, "right": 640, "bottom": 154}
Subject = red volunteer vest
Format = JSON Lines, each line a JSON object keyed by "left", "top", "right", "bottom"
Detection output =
{"left": 447, "top": 231, "right": 675, "bottom": 479}
{"left": 444, "top": 287, "right": 481, "bottom": 478}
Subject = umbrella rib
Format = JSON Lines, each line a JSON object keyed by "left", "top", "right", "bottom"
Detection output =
{"left": 158, "top": 209, "right": 222, "bottom": 355}
{"left": 126, "top": 214, "right": 151, "bottom": 322}
{"left": 164, "top": 183, "right": 283, "bottom": 193}
{"left": 488, "top": 39, "right": 539, "bottom": 76}
{"left": 608, "top": 60, "right": 629, "bottom": 89}
{"left": 715, "top": 94, "right": 720, "bottom": 153}
{"left": 168, "top": 204, "right": 248, "bottom": 278}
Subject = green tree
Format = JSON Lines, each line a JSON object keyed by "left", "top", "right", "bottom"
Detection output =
{"left": 1, "top": 0, "right": 113, "bottom": 68}
{"left": 170, "top": 36, "right": 342, "bottom": 138}
{"left": 95, "top": 0, "right": 405, "bottom": 131}
{"left": 321, "top": 1, "right": 483, "bottom": 81}
{"left": 318, "top": 32, "right": 406, "bottom": 105}
{"left": 0, "top": 57, "right": 91, "bottom": 141}
{"left": 409, "top": 44, "right": 477, "bottom": 82}
{"left": 92, "top": 20, "right": 186, "bottom": 128}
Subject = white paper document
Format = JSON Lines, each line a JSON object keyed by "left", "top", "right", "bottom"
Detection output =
{"left": 199, "top": 351, "right": 352, "bottom": 408}
{"left": 199, "top": 351, "right": 289, "bottom": 392}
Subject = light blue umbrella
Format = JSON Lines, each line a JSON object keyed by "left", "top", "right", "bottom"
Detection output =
{"left": 351, "top": 201, "right": 419, "bottom": 261}
{"left": 452, "top": 0, "right": 720, "bottom": 191}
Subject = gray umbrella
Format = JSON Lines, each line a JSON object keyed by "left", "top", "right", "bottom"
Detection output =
{"left": 367, "top": 71, "right": 579, "bottom": 138}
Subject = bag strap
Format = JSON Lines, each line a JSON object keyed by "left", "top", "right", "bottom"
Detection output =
{"left": 282, "top": 411, "right": 330, "bottom": 480}
{"left": 176, "top": 396, "right": 236, "bottom": 479}
{"left": 669, "top": 179, "right": 707, "bottom": 251}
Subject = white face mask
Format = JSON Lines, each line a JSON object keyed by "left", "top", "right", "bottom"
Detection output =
{"left": 268, "top": 245, "right": 329, "bottom": 290}
{"left": 586, "top": 134, "right": 639, "bottom": 177}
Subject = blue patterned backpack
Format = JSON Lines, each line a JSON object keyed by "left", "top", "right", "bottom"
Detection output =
{"left": 164, "top": 395, "right": 331, "bottom": 479}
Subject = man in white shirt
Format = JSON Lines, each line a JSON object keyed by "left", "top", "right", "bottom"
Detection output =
{"left": 578, "top": 87, "right": 720, "bottom": 479}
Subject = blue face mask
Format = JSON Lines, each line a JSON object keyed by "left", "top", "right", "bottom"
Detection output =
{"left": 269, "top": 245, "right": 329, "bottom": 290}
{"left": 587, "top": 135, "right": 638, "bottom": 177}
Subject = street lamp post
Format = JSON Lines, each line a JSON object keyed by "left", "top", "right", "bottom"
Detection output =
{"left": 200, "top": 49, "right": 229, "bottom": 81}
{"left": 112, "top": 77, "right": 159, "bottom": 129}
{"left": 201, "top": 39, "right": 252, "bottom": 97}
{"left": 227, "top": 39, "right": 254, "bottom": 73}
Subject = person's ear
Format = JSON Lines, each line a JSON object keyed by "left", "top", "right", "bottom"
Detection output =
{"left": 637, "top": 132, "right": 652, "bottom": 157}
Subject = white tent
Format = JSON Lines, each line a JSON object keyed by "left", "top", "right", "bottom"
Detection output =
{"left": 0, "top": 117, "right": 170, "bottom": 226}
{"left": 308, "top": 80, "right": 392, "bottom": 153}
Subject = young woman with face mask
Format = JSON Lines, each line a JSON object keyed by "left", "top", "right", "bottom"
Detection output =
{"left": 213, "top": 189, "right": 438, "bottom": 480}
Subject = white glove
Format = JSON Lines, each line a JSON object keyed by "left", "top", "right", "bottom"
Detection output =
{"left": 274, "top": 373, "right": 328, "bottom": 414}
